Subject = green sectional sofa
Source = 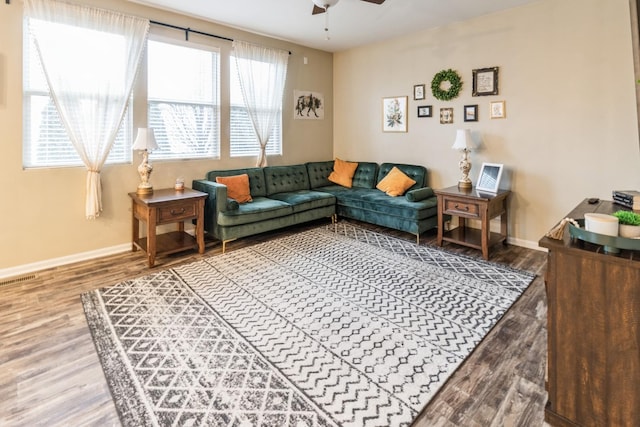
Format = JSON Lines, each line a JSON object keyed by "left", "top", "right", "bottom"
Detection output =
{"left": 192, "top": 160, "right": 439, "bottom": 251}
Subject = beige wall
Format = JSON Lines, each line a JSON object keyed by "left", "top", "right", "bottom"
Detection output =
{"left": 0, "top": 0, "right": 333, "bottom": 274}
{"left": 334, "top": 0, "right": 640, "bottom": 248}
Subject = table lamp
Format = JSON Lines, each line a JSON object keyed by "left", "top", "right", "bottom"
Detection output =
{"left": 452, "top": 129, "right": 475, "bottom": 189}
{"left": 132, "top": 128, "right": 159, "bottom": 195}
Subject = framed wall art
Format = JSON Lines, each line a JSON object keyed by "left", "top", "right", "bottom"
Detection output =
{"left": 464, "top": 105, "right": 478, "bottom": 122}
{"left": 417, "top": 105, "right": 432, "bottom": 117}
{"left": 294, "top": 90, "right": 324, "bottom": 120}
{"left": 476, "top": 162, "right": 504, "bottom": 193}
{"left": 472, "top": 66, "right": 499, "bottom": 96}
{"left": 382, "top": 96, "right": 408, "bottom": 132}
{"left": 413, "top": 84, "right": 425, "bottom": 100}
{"left": 490, "top": 100, "right": 506, "bottom": 119}
{"left": 440, "top": 107, "right": 453, "bottom": 124}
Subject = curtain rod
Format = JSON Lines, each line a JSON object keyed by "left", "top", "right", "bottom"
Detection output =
{"left": 150, "top": 20, "right": 292, "bottom": 55}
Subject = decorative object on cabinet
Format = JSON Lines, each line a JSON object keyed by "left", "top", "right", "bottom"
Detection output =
{"left": 472, "top": 66, "right": 499, "bottom": 96}
{"left": 132, "top": 128, "right": 159, "bottom": 195}
{"left": 382, "top": 96, "right": 408, "bottom": 132}
{"left": 440, "top": 107, "right": 454, "bottom": 124}
{"left": 464, "top": 104, "right": 478, "bottom": 122}
{"left": 431, "top": 69, "right": 463, "bottom": 101}
{"left": 490, "top": 100, "right": 506, "bottom": 119}
{"left": 451, "top": 129, "right": 476, "bottom": 189}
{"left": 476, "top": 162, "right": 503, "bottom": 193}
{"left": 612, "top": 210, "right": 640, "bottom": 238}
{"left": 413, "top": 84, "right": 425, "bottom": 100}
{"left": 417, "top": 105, "right": 432, "bottom": 117}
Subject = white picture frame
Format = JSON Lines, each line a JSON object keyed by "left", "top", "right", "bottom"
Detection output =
{"left": 476, "top": 163, "right": 504, "bottom": 193}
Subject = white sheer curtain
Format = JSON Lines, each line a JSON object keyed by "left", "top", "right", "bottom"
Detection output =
{"left": 232, "top": 40, "right": 289, "bottom": 167}
{"left": 24, "top": 0, "right": 149, "bottom": 219}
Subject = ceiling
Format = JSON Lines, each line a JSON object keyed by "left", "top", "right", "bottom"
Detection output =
{"left": 128, "top": 0, "right": 539, "bottom": 52}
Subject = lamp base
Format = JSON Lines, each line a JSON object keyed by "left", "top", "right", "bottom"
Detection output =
{"left": 458, "top": 179, "right": 472, "bottom": 190}
{"left": 136, "top": 184, "right": 154, "bottom": 195}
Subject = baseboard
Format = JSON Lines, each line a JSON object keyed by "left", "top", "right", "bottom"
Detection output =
{"left": 508, "top": 236, "right": 546, "bottom": 251}
{"left": 0, "top": 231, "right": 545, "bottom": 281}
{"left": 0, "top": 243, "right": 131, "bottom": 281}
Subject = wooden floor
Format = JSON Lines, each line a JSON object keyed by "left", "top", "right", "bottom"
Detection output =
{"left": 0, "top": 219, "right": 549, "bottom": 427}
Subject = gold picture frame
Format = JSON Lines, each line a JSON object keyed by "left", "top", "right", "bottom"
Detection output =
{"left": 490, "top": 101, "right": 506, "bottom": 119}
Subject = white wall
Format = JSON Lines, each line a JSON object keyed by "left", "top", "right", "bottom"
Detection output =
{"left": 334, "top": 0, "right": 640, "bottom": 247}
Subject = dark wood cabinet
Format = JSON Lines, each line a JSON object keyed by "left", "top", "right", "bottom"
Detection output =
{"left": 539, "top": 200, "right": 640, "bottom": 427}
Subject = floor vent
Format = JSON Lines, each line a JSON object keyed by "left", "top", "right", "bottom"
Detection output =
{"left": 0, "top": 274, "right": 37, "bottom": 287}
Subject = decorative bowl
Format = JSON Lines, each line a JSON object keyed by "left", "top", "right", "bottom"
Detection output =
{"left": 584, "top": 213, "right": 619, "bottom": 236}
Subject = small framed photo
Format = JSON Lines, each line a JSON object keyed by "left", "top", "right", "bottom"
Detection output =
{"left": 472, "top": 66, "right": 499, "bottom": 96}
{"left": 476, "top": 162, "right": 504, "bottom": 193}
{"left": 464, "top": 105, "right": 478, "bottom": 122}
{"left": 440, "top": 107, "right": 453, "bottom": 124}
{"left": 382, "top": 96, "right": 408, "bottom": 132}
{"left": 417, "top": 105, "right": 432, "bottom": 117}
{"left": 490, "top": 100, "right": 506, "bottom": 119}
{"left": 413, "top": 84, "right": 425, "bottom": 100}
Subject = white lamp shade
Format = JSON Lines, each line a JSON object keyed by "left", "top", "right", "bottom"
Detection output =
{"left": 452, "top": 129, "right": 474, "bottom": 151}
{"left": 132, "top": 128, "right": 159, "bottom": 151}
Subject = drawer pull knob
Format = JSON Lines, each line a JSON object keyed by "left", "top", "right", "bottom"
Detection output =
{"left": 171, "top": 208, "right": 186, "bottom": 215}
{"left": 454, "top": 204, "right": 469, "bottom": 211}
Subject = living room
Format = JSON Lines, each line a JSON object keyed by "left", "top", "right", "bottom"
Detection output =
{"left": 1, "top": 0, "right": 638, "bottom": 276}
{"left": 1, "top": 0, "right": 639, "bottom": 426}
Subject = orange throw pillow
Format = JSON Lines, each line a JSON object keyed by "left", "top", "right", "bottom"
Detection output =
{"left": 215, "top": 174, "right": 252, "bottom": 203}
{"left": 376, "top": 166, "right": 416, "bottom": 197}
{"left": 328, "top": 158, "right": 359, "bottom": 188}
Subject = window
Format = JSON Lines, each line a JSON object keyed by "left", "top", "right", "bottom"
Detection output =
{"left": 23, "top": 20, "right": 132, "bottom": 168}
{"left": 230, "top": 57, "right": 282, "bottom": 157}
{"left": 147, "top": 39, "right": 220, "bottom": 161}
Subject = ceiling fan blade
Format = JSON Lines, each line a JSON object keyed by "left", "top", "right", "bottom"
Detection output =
{"left": 312, "top": 5, "right": 326, "bottom": 15}
{"left": 361, "top": 0, "right": 385, "bottom": 4}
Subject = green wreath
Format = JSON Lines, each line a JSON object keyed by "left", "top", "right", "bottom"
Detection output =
{"left": 431, "top": 69, "right": 463, "bottom": 101}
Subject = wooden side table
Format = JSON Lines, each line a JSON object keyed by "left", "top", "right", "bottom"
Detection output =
{"left": 129, "top": 188, "right": 207, "bottom": 267}
{"left": 434, "top": 185, "right": 510, "bottom": 260}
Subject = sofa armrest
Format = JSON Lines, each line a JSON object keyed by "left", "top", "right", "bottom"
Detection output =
{"left": 192, "top": 179, "right": 229, "bottom": 235}
{"left": 405, "top": 187, "right": 435, "bottom": 202}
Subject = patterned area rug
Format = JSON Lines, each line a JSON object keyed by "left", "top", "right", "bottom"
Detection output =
{"left": 82, "top": 223, "right": 535, "bottom": 427}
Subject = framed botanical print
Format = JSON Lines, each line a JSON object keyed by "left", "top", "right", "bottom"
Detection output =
{"left": 413, "top": 84, "right": 425, "bottom": 100}
{"left": 490, "top": 100, "right": 506, "bottom": 119}
{"left": 382, "top": 96, "right": 408, "bottom": 132}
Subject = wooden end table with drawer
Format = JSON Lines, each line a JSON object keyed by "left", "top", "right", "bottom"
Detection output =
{"left": 129, "top": 188, "right": 207, "bottom": 267}
{"left": 434, "top": 185, "right": 511, "bottom": 260}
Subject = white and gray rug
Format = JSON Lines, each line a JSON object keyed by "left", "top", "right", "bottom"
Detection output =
{"left": 82, "top": 224, "right": 535, "bottom": 427}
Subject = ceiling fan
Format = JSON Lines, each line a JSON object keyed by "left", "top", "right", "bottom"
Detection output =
{"left": 311, "top": 0, "right": 386, "bottom": 15}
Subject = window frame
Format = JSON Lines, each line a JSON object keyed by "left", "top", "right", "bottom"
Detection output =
{"left": 146, "top": 36, "right": 221, "bottom": 162}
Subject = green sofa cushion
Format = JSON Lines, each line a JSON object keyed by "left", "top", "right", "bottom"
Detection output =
{"left": 405, "top": 187, "right": 435, "bottom": 202}
{"left": 268, "top": 190, "right": 336, "bottom": 214}
{"left": 217, "top": 197, "right": 292, "bottom": 227}
{"left": 264, "top": 164, "right": 310, "bottom": 195}
{"left": 306, "top": 161, "right": 335, "bottom": 189}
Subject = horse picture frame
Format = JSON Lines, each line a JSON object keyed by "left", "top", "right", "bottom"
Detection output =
{"left": 294, "top": 90, "right": 324, "bottom": 120}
